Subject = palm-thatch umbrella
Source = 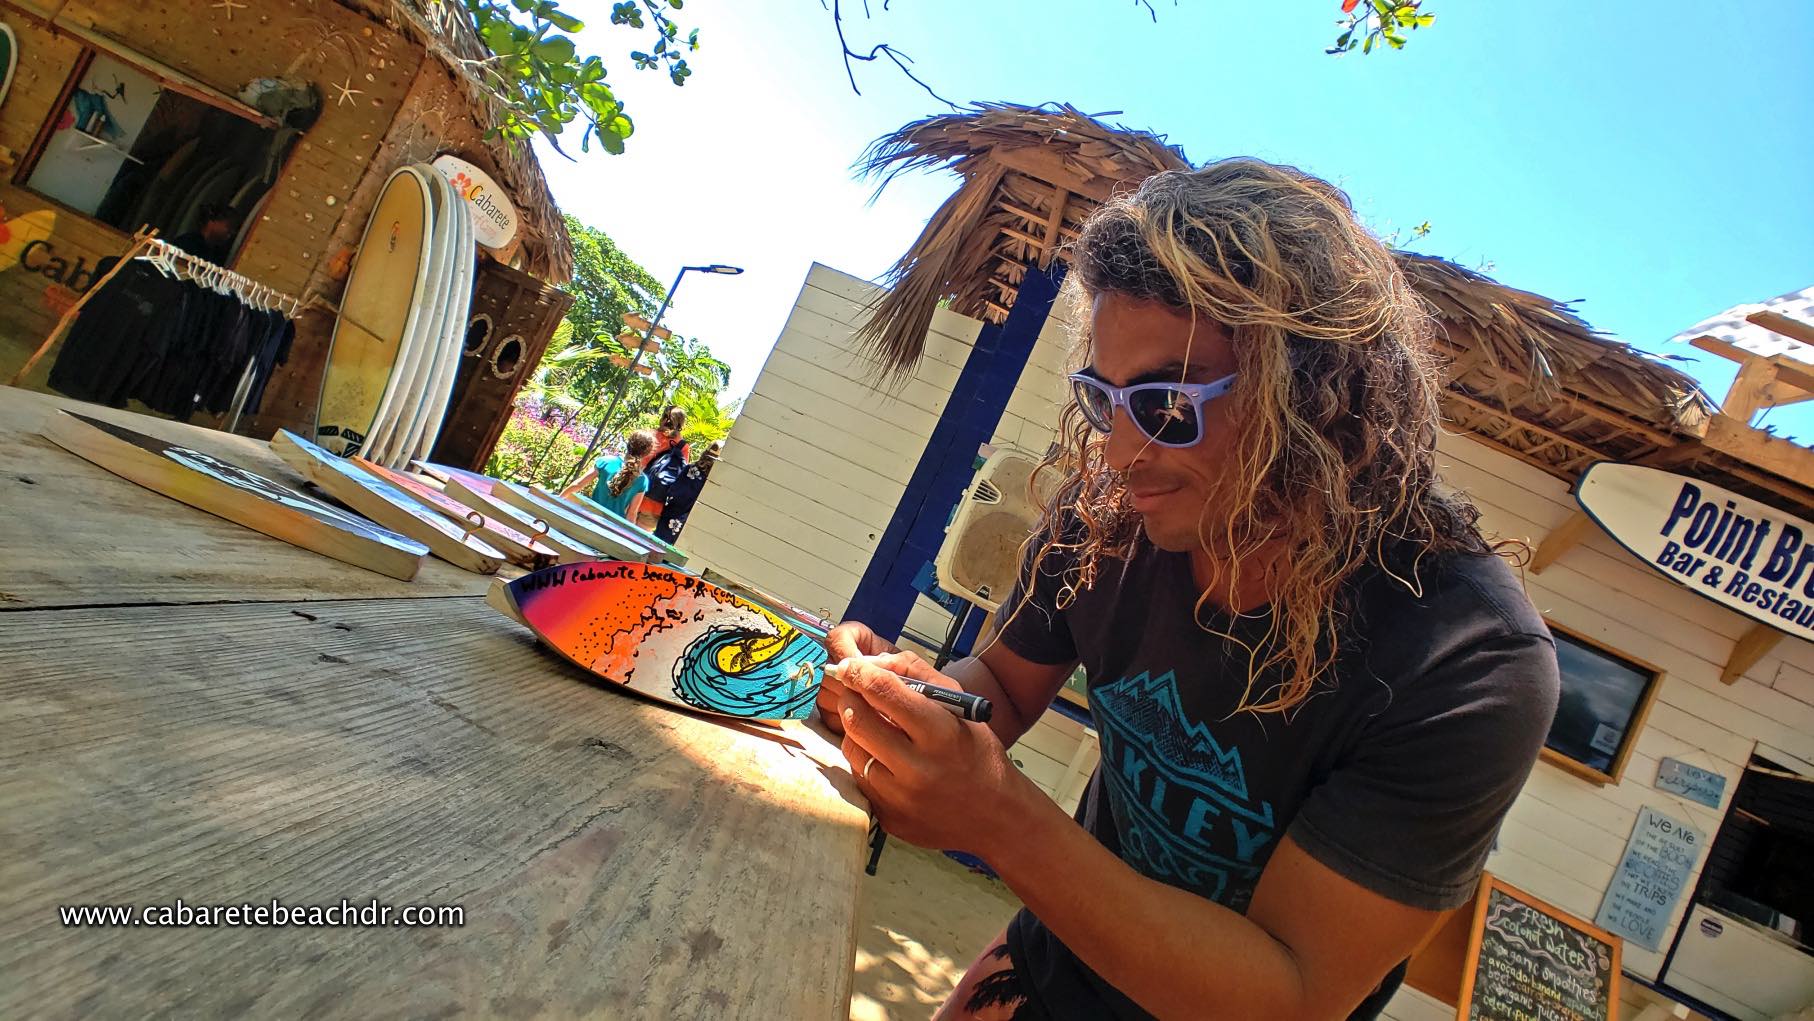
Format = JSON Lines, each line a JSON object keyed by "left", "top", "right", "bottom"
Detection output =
{"left": 857, "top": 102, "right": 1814, "bottom": 512}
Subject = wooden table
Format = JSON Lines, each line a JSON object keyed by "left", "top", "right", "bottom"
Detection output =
{"left": 0, "top": 387, "right": 870, "bottom": 1018}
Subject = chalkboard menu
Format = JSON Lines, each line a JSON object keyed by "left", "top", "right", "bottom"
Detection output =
{"left": 1458, "top": 876, "right": 1623, "bottom": 1021}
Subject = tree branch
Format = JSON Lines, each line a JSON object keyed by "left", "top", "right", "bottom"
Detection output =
{"left": 827, "top": 0, "right": 959, "bottom": 109}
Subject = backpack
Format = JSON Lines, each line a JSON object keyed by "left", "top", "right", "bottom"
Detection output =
{"left": 642, "top": 445, "right": 690, "bottom": 502}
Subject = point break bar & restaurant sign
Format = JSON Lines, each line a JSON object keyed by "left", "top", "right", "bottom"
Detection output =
{"left": 1577, "top": 462, "right": 1814, "bottom": 641}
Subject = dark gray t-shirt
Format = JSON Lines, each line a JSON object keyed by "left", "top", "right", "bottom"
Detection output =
{"left": 996, "top": 539, "right": 1560, "bottom": 1020}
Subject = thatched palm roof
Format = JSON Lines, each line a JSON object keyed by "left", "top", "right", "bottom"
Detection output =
{"left": 342, "top": 0, "right": 573, "bottom": 283}
{"left": 860, "top": 103, "right": 1814, "bottom": 513}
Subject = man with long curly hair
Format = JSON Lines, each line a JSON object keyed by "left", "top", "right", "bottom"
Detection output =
{"left": 821, "top": 159, "right": 1560, "bottom": 1020}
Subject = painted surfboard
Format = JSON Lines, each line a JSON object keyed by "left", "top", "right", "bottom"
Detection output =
{"left": 407, "top": 177, "right": 476, "bottom": 463}
{"left": 362, "top": 168, "right": 452, "bottom": 467}
{"left": 43, "top": 412, "right": 429, "bottom": 580}
{"left": 317, "top": 166, "right": 434, "bottom": 456}
{"left": 352, "top": 458, "right": 559, "bottom": 568}
{"left": 271, "top": 430, "right": 503, "bottom": 574}
{"left": 555, "top": 487, "right": 688, "bottom": 565}
{"left": 494, "top": 561, "right": 824, "bottom": 721}
{"left": 489, "top": 479, "right": 663, "bottom": 563}
{"left": 428, "top": 471, "right": 606, "bottom": 562}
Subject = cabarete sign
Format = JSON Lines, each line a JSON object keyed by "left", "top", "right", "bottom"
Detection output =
{"left": 1578, "top": 462, "right": 1814, "bottom": 641}
{"left": 431, "top": 154, "right": 518, "bottom": 249}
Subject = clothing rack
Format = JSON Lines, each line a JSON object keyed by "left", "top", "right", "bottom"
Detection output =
{"left": 11, "top": 231, "right": 305, "bottom": 431}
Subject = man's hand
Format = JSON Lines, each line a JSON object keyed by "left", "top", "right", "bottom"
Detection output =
{"left": 836, "top": 657, "right": 1041, "bottom": 856}
{"left": 817, "top": 621, "right": 902, "bottom": 733}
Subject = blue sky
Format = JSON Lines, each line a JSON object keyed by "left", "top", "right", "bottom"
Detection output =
{"left": 539, "top": 1, "right": 1812, "bottom": 433}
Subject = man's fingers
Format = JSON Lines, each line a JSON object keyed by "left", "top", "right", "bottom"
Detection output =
{"left": 840, "top": 695, "right": 915, "bottom": 772}
{"left": 861, "top": 651, "right": 949, "bottom": 687}
{"left": 832, "top": 658, "right": 945, "bottom": 745}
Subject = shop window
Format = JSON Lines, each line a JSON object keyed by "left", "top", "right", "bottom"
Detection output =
{"left": 20, "top": 52, "right": 312, "bottom": 266}
{"left": 1540, "top": 621, "right": 1663, "bottom": 785}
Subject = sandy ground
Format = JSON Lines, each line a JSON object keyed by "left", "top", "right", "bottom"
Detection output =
{"left": 849, "top": 844, "right": 1024, "bottom": 1021}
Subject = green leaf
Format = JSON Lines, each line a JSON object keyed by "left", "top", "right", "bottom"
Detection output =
{"left": 669, "top": 0, "right": 684, "bottom": 7}
{"left": 537, "top": 3, "right": 583, "bottom": 31}
{"left": 1385, "top": 33, "right": 1405, "bottom": 48}
{"left": 510, "top": 0, "right": 536, "bottom": 11}
{"left": 532, "top": 34, "right": 576, "bottom": 64}
{"left": 600, "top": 129, "right": 625, "bottom": 155}
{"left": 479, "top": 19, "right": 519, "bottom": 54}
{"left": 1416, "top": 13, "right": 1436, "bottom": 26}
{"left": 1362, "top": 34, "right": 1374, "bottom": 53}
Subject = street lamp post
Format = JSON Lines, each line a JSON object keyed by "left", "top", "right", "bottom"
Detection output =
{"left": 562, "top": 263, "right": 742, "bottom": 488}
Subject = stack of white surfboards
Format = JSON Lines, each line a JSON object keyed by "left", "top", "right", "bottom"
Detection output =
{"left": 315, "top": 162, "right": 476, "bottom": 468}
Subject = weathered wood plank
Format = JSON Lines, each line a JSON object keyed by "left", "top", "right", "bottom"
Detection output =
{"left": 0, "top": 596, "right": 867, "bottom": 1019}
{"left": 0, "top": 388, "right": 494, "bottom": 607}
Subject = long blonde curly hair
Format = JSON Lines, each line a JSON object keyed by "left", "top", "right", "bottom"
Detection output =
{"left": 1025, "top": 157, "right": 1514, "bottom": 717}
{"left": 608, "top": 430, "right": 657, "bottom": 498}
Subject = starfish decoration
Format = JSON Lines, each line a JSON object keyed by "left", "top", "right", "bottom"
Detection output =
{"left": 331, "top": 76, "right": 364, "bottom": 107}
{"left": 212, "top": 0, "right": 247, "bottom": 19}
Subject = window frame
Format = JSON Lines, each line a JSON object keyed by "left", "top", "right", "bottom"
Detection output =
{"left": 1539, "top": 617, "right": 1665, "bottom": 786}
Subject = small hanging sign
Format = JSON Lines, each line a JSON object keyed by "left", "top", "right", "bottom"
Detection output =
{"left": 1577, "top": 462, "right": 1814, "bottom": 643}
{"left": 431, "top": 154, "right": 517, "bottom": 249}
{"left": 1655, "top": 757, "right": 1727, "bottom": 809}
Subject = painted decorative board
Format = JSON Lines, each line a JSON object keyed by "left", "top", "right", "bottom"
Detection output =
{"left": 317, "top": 167, "right": 434, "bottom": 456}
{"left": 353, "top": 458, "right": 558, "bottom": 568}
{"left": 42, "top": 412, "right": 429, "bottom": 581}
{"left": 430, "top": 472, "right": 605, "bottom": 562}
{"left": 490, "top": 479, "right": 663, "bottom": 563}
{"left": 493, "top": 561, "right": 825, "bottom": 721}
{"left": 270, "top": 430, "right": 503, "bottom": 574}
{"left": 560, "top": 488, "right": 690, "bottom": 566}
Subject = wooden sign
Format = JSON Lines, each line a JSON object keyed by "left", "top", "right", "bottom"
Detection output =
{"left": 492, "top": 561, "right": 824, "bottom": 720}
{"left": 42, "top": 412, "right": 429, "bottom": 581}
{"left": 1595, "top": 806, "right": 1703, "bottom": 951}
{"left": 352, "top": 458, "right": 559, "bottom": 568}
{"left": 616, "top": 331, "right": 661, "bottom": 354}
{"left": 1577, "top": 462, "right": 1814, "bottom": 641}
{"left": 1458, "top": 876, "right": 1621, "bottom": 1021}
{"left": 430, "top": 153, "right": 517, "bottom": 249}
{"left": 621, "top": 312, "right": 672, "bottom": 341}
{"left": 1655, "top": 758, "right": 1726, "bottom": 809}
{"left": 271, "top": 430, "right": 503, "bottom": 575}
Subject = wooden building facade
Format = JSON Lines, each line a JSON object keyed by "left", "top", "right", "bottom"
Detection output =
{"left": 0, "top": 0, "right": 572, "bottom": 464}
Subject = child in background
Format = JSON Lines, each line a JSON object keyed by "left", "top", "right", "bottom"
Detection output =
{"left": 636, "top": 405, "right": 690, "bottom": 530}
{"left": 562, "top": 429, "right": 656, "bottom": 518}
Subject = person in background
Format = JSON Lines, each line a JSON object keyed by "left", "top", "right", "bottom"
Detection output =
{"left": 655, "top": 440, "right": 722, "bottom": 544}
{"left": 169, "top": 204, "right": 238, "bottom": 266}
{"left": 561, "top": 429, "right": 656, "bottom": 519}
{"left": 636, "top": 405, "right": 690, "bottom": 530}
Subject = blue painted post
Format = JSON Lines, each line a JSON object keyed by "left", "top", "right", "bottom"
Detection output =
{"left": 843, "top": 263, "right": 1067, "bottom": 642}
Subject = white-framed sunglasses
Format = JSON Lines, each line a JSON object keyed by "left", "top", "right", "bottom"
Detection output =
{"left": 1067, "top": 372, "right": 1238, "bottom": 448}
